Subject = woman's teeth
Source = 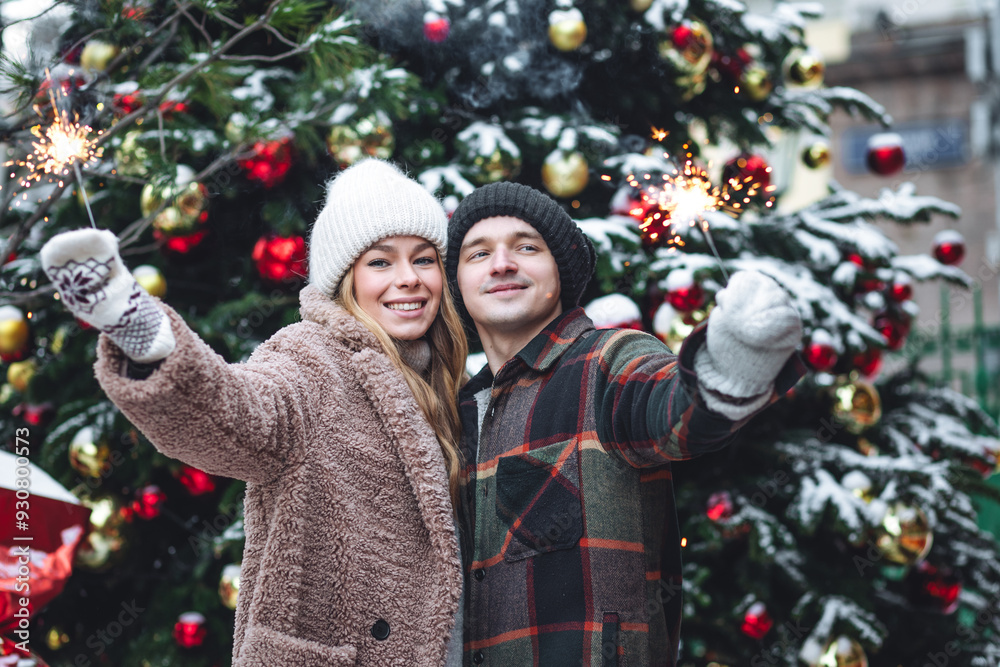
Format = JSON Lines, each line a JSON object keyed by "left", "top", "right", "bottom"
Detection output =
{"left": 385, "top": 302, "right": 423, "bottom": 311}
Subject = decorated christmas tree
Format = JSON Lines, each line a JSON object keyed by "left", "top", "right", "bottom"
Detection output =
{"left": 2, "top": 0, "right": 999, "bottom": 665}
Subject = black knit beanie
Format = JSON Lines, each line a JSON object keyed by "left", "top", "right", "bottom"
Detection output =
{"left": 446, "top": 182, "right": 596, "bottom": 320}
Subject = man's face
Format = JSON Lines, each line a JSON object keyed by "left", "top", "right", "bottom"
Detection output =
{"left": 456, "top": 216, "right": 562, "bottom": 339}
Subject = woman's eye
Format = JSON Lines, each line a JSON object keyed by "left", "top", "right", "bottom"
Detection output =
{"left": 367, "top": 258, "right": 389, "bottom": 268}
{"left": 414, "top": 256, "right": 437, "bottom": 266}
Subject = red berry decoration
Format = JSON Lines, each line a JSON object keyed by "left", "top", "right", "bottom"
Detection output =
{"left": 890, "top": 275, "right": 913, "bottom": 302}
{"left": 253, "top": 234, "right": 308, "bottom": 285}
{"left": 176, "top": 465, "right": 217, "bottom": 496}
{"left": 932, "top": 230, "right": 965, "bottom": 266}
{"left": 741, "top": 601, "right": 773, "bottom": 639}
{"left": 706, "top": 491, "right": 734, "bottom": 522}
{"left": 853, "top": 347, "right": 883, "bottom": 378}
{"left": 805, "top": 330, "right": 838, "bottom": 373}
{"left": 873, "top": 311, "right": 910, "bottom": 351}
{"left": 909, "top": 561, "right": 961, "bottom": 614}
{"left": 664, "top": 270, "right": 704, "bottom": 312}
{"left": 711, "top": 47, "right": 751, "bottom": 80}
{"left": 866, "top": 132, "right": 905, "bottom": 176}
{"left": 131, "top": 485, "right": 167, "bottom": 520}
{"left": 239, "top": 138, "right": 293, "bottom": 188}
{"left": 423, "top": 12, "right": 451, "bottom": 43}
{"left": 173, "top": 612, "right": 208, "bottom": 649}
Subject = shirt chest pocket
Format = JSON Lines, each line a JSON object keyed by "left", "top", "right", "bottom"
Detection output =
{"left": 495, "top": 439, "right": 583, "bottom": 562}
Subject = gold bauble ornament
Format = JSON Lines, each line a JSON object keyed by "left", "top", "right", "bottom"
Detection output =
{"left": 0, "top": 305, "right": 31, "bottom": 361}
{"left": 69, "top": 426, "right": 112, "bottom": 478}
{"left": 802, "top": 141, "right": 832, "bottom": 169}
{"left": 80, "top": 40, "right": 120, "bottom": 73}
{"left": 659, "top": 20, "right": 713, "bottom": 76}
{"left": 6, "top": 359, "right": 36, "bottom": 393}
{"left": 76, "top": 494, "right": 128, "bottom": 571}
{"left": 653, "top": 303, "right": 710, "bottom": 352}
{"left": 141, "top": 165, "right": 208, "bottom": 236}
{"left": 219, "top": 562, "right": 242, "bottom": 610}
{"left": 832, "top": 377, "right": 882, "bottom": 434}
{"left": 675, "top": 71, "right": 708, "bottom": 101}
{"left": 116, "top": 131, "right": 149, "bottom": 177}
{"left": 327, "top": 115, "right": 395, "bottom": 169}
{"left": 813, "top": 636, "right": 868, "bottom": 667}
{"left": 786, "top": 49, "right": 825, "bottom": 88}
{"left": 874, "top": 501, "right": 933, "bottom": 566}
{"left": 740, "top": 65, "right": 773, "bottom": 102}
{"left": 132, "top": 265, "right": 167, "bottom": 299}
{"left": 548, "top": 9, "right": 587, "bottom": 52}
{"left": 541, "top": 149, "right": 589, "bottom": 198}
{"left": 629, "top": 0, "right": 654, "bottom": 11}
{"left": 45, "top": 626, "right": 70, "bottom": 651}
{"left": 472, "top": 147, "right": 522, "bottom": 185}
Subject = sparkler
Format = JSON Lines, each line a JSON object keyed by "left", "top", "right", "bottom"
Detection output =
{"left": 2, "top": 69, "right": 104, "bottom": 227}
{"left": 626, "top": 141, "right": 776, "bottom": 283}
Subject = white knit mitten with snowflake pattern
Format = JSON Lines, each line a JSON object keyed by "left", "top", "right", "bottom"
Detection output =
{"left": 694, "top": 270, "right": 802, "bottom": 420}
{"left": 41, "top": 229, "right": 175, "bottom": 363}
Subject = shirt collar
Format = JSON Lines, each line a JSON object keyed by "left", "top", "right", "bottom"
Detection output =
{"left": 462, "top": 307, "right": 595, "bottom": 396}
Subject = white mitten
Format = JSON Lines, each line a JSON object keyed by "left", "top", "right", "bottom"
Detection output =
{"left": 40, "top": 229, "right": 175, "bottom": 364}
{"left": 694, "top": 270, "right": 802, "bottom": 420}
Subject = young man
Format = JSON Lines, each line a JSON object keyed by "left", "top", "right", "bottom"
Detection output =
{"left": 445, "top": 181, "right": 806, "bottom": 666}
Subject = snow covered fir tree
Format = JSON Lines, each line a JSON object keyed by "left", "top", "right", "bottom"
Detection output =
{"left": 1, "top": 0, "right": 999, "bottom": 665}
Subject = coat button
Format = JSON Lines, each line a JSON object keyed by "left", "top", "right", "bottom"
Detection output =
{"left": 371, "top": 619, "right": 390, "bottom": 641}
{"left": 473, "top": 649, "right": 485, "bottom": 664}
{"left": 473, "top": 568, "right": 485, "bottom": 581}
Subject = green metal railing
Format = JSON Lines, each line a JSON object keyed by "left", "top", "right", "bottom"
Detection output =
{"left": 894, "top": 284, "right": 1000, "bottom": 420}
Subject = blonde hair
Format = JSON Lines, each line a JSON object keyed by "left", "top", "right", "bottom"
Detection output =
{"left": 336, "top": 252, "right": 468, "bottom": 510}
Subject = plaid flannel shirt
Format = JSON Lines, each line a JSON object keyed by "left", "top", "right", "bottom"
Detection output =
{"left": 457, "top": 307, "right": 805, "bottom": 667}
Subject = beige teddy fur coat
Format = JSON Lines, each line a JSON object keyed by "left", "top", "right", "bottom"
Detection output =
{"left": 94, "top": 284, "right": 462, "bottom": 666}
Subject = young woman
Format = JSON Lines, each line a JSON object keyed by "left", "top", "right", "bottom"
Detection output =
{"left": 40, "top": 159, "right": 468, "bottom": 666}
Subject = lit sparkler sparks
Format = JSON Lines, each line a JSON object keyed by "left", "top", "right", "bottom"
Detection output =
{"left": 626, "top": 145, "right": 776, "bottom": 282}
{"left": 2, "top": 69, "right": 104, "bottom": 226}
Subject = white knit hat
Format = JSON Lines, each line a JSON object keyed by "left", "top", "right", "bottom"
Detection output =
{"left": 308, "top": 159, "right": 448, "bottom": 297}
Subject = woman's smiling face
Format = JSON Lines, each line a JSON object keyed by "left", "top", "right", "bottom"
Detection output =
{"left": 352, "top": 235, "right": 443, "bottom": 340}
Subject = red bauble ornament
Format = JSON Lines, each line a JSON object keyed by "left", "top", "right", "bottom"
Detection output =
{"left": 131, "top": 484, "right": 167, "bottom": 520}
{"left": 173, "top": 612, "right": 208, "bottom": 648}
{"left": 741, "top": 601, "right": 773, "bottom": 639}
{"left": 866, "top": 133, "right": 905, "bottom": 176}
{"left": 664, "top": 271, "right": 704, "bottom": 312}
{"left": 706, "top": 490, "right": 734, "bottom": 522}
{"left": 176, "top": 465, "right": 217, "bottom": 496}
{"left": 113, "top": 90, "right": 144, "bottom": 115}
{"left": 712, "top": 47, "right": 751, "bottom": 80}
{"left": 847, "top": 255, "right": 884, "bottom": 294}
{"left": 910, "top": 561, "right": 961, "bottom": 614}
{"left": 239, "top": 138, "right": 293, "bottom": 188}
{"left": 155, "top": 228, "right": 208, "bottom": 257}
{"left": 873, "top": 311, "right": 910, "bottom": 351}
{"left": 12, "top": 402, "right": 55, "bottom": 427}
{"left": 721, "top": 153, "right": 772, "bottom": 207}
{"left": 932, "top": 230, "right": 965, "bottom": 266}
{"left": 253, "top": 234, "right": 308, "bottom": 284}
{"left": 853, "top": 347, "right": 883, "bottom": 378}
{"left": 159, "top": 100, "right": 190, "bottom": 118}
{"left": 423, "top": 12, "right": 451, "bottom": 42}
{"left": 805, "top": 330, "right": 838, "bottom": 373}
{"left": 890, "top": 275, "right": 913, "bottom": 302}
